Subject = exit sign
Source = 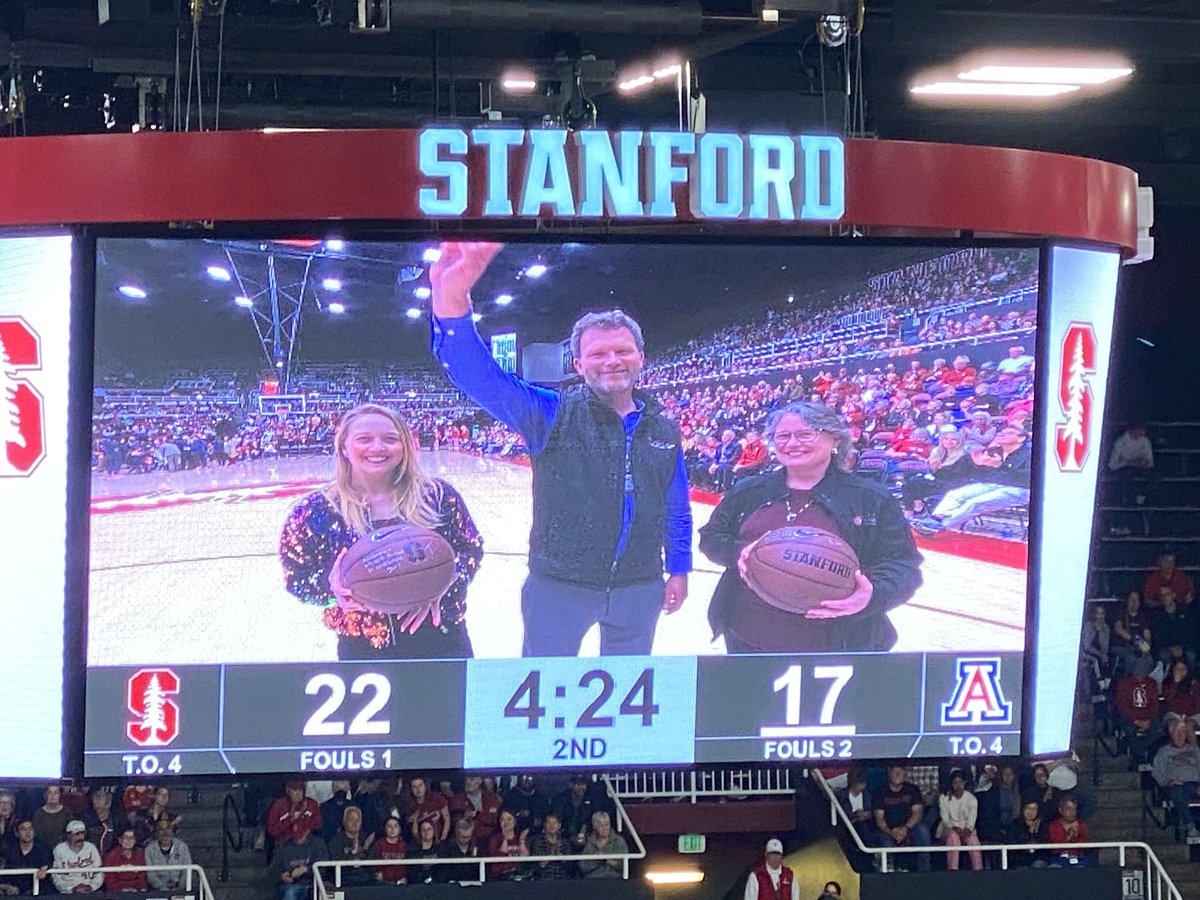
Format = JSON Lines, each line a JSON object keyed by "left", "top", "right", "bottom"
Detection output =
{"left": 678, "top": 834, "right": 706, "bottom": 854}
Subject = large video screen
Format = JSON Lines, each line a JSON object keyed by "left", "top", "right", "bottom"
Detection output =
{"left": 84, "top": 237, "right": 1038, "bottom": 775}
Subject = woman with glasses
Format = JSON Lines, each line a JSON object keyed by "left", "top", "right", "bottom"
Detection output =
{"left": 699, "top": 401, "right": 922, "bottom": 653}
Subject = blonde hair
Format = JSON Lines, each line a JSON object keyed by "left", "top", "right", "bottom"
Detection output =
{"left": 324, "top": 403, "right": 442, "bottom": 535}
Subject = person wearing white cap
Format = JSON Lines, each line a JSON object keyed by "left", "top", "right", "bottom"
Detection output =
{"left": 51, "top": 819, "right": 104, "bottom": 893}
{"left": 744, "top": 838, "right": 798, "bottom": 900}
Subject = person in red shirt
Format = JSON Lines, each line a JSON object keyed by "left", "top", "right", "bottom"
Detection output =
{"left": 1047, "top": 797, "right": 1091, "bottom": 865}
{"left": 121, "top": 786, "right": 153, "bottom": 816}
{"left": 486, "top": 810, "right": 529, "bottom": 880}
{"left": 372, "top": 816, "right": 407, "bottom": 884}
{"left": 266, "top": 783, "right": 322, "bottom": 846}
{"left": 406, "top": 777, "right": 450, "bottom": 842}
{"left": 1115, "top": 658, "right": 1162, "bottom": 764}
{"left": 449, "top": 776, "right": 502, "bottom": 846}
{"left": 1145, "top": 552, "right": 1194, "bottom": 608}
{"left": 1162, "top": 659, "right": 1200, "bottom": 719}
{"left": 732, "top": 430, "right": 769, "bottom": 479}
{"left": 101, "top": 828, "right": 148, "bottom": 892}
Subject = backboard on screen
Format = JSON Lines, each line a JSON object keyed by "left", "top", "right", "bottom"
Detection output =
{"left": 83, "top": 237, "right": 1045, "bottom": 776}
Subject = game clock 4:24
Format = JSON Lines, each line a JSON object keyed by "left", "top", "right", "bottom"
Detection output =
{"left": 463, "top": 657, "right": 698, "bottom": 768}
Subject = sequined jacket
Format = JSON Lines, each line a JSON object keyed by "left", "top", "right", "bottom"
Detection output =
{"left": 280, "top": 480, "right": 484, "bottom": 648}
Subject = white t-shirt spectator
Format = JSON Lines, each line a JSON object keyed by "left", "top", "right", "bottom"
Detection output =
{"left": 1109, "top": 431, "right": 1154, "bottom": 471}
{"left": 997, "top": 353, "right": 1033, "bottom": 374}
{"left": 52, "top": 839, "right": 104, "bottom": 893}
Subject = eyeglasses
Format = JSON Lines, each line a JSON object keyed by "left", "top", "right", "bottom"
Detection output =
{"left": 772, "top": 431, "right": 823, "bottom": 445}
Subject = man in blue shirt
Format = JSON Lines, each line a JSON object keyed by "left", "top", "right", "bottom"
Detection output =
{"left": 429, "top": 242, "right": 692, "bottom": 657}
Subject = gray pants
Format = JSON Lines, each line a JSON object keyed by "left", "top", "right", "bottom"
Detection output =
{"left": 521, "top": 572, "right": 664, "bottom": 657}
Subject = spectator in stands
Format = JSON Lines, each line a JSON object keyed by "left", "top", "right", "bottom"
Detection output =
{"left": 916, "top": 424, "right": 1031, "bottom": 535}
{"left": 31, "top": 786, "right": 68, "bottom": 852}
{"left": 530, "top": 811, "right": 575, "bottom": 880}
{"left": 437, "top": 818, "right": 481, "bottom": 883}
{"left": 0, "top": 792, "right": 16, "bottom": 851}
{"left": 700, "top": 401, "right": 922, "bottom": 653}
{"left": 267, "top": 782, "right": 322, "bottom": 847}
{"left": 51, "top": 819, "right": 103, "bottom": 894}
{"left": 1115, "top": 656, "right": 1162, "bottom": 764}
{"left": 1152, "top": 715, "right": 1200, "bottom": 839}
{"left": 504, "top": 775, "right": 549, "bottom": 837}
{"left": 144, "top": 820, "right": 191, "bottom": 892}
{"left": 1011, "top": 799, "right": 1051, "bottom": 867}
{"left": 1145, "top": 552, "right": 1195, "bottom": 608}
{"left": 1046, "top": 797, "right": 1091, "bottom": 866}
{"left": 709, "top": 429, "right": 742, "bottom": 491}
{"left": 280, "top": 403, "right": 485, "bottom": 659}
{"left": 405, "top": 819, "right": 440, "bottom": 884}
{"left": 902, "top": 427, "right": 976, "bottom": 514}
{"left": 101, "top": 828, "right": 147, "bottom": 893}
{"left": 1082, "top": 604, "right": 1111, "bottom": 694}
{"left": 134, "top": 786, "right": 181, "bottom": 847}
{"left": 1151, "top": 588, "right": 1197, "bottom": 667}
{"left": 83, "top": 789, "right": 125, "bottom": 856}
{"left": 997, "top": 344, "right": 1034, "bottom": 375}
{"left": 744, "top": 838, "right": 798, "bottom": 900}
{"left": 327, "top": 805, "right": 375, "bottom": 887}
{"left": 733, "top": 429, "right": 770, "bottom": 480}
{"left": 872, "top": 765, "right": 932, "bottom": 871}
{"left": 1023, "top": 764, "right": 1061, "bottom": 823}
{"left": 1109, "top": 424, "right": 1155, "bottom": 504}
{"left": 1112, "top": 591, "right": 1154, "bottom": 676}
{"left": 938, "top": 771, "right": 983, "bottom": 871}
{"left": 372, "top": 816, "right": 407, "bottom": 885}
{"left": 61, "top": 786, "right": 89, "bottom": 819}
{"left": 579, "top": 811, "right": 628, "bottom": 880}
{"left": 552, "top": 775, "right": 596, "bottom": 851}
{"left": 487, "top": 810, "right": 530, "bottom": 880}
{"left": 836, "top": 767, "right": 875, "bottom": 852}
{"left": 121, "top": 786, "right": 153, "bottom": 819}
{"left": 977, "top": 764, "right": 1022, "bottom": 843}
{"left": 3, "top": 820, "right": 50, "bottom": 895}
{"left": 449, "top": 775, "right": 501, "bottom": 847}
{"left": 320, "top": 781, "right": 355, "bottom": 843}
{"left": 407, "top": 777, "right": 450, "bottom": 842}
{"left": 1163, "top": 660, "right": 1200, "bottom": 719}
{"left": 273, "top": 820, "right": 327, "bottom": 900}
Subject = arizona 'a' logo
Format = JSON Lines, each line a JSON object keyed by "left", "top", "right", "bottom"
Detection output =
{"left": 941, "top": 658, "right": 1013, "bottom": 726}
{"left": 126, "top": 669, "right": 181, "bottom": 747}
{"left": 0, "top": 316, "right": 45, "bottom": 477}
{"left": 1054, "top": 322, "right": 1097, "bottom": 473}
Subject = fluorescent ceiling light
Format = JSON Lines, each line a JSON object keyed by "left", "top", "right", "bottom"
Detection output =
{"left": 325, "top": 239, "right": 345, "bottom": 251}
{"left": 911, "top": 81, "right": 1079, "bottom": 97}
{"left": 234, "top": 296, "right": 254, "bottom": 308}
{"left": 405, "top": 307, "right": 422, "bottom": 319}
{"left": 422, "top": 247, "right": 442, "bottom": 263}
{"left": 495, "top": 293, "right": 514, "bottom": 306}
{"left": 524, "top": 263, "right": 547, "bottom": 278}
{"left": 645, "top": 870, "right": 704, "bottom": 885}
{"left": 959, "top": 65, "right": 1132, "bottom": 85}
{"left": 413, "top": 286, "right": 432, "bottom": 300}
{"left": 322, "top": 278, "right": 342, "bottom": 291}
{"left": 207, "top": 265, "right": 232, "bottom": 281}
{"left": 471, "top": 312, "right": 483, "bottom": 323}
{"left": 117, "top": 285, "right": 147, "bottom": 299}
{"left": 502, "top": 78, "right": 537, "bottom": 93}
{"left": 327, "top": 302, "right": 346, "bottom": 315}
{"left": 761, "top": 8, "right": 779, "bottom": 23}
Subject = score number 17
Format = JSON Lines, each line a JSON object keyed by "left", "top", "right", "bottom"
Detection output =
{"left": 767, "top": 665, "right": 855, "bottom": 736}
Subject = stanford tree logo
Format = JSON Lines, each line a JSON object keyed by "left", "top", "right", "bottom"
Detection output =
{"left": 1054, "top": 322, "right": 1098, "bottom": 473}
{"left": 0, "top": 316, "right": 45, "bottom": 477}
{"left": 126, "top": 669, "right": 182, "bottom": 747}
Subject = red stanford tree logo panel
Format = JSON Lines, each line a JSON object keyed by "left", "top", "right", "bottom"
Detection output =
{"left": 0, "top": 316, "right": 45, "bottom": 477}
{"left": 126, "top": 669, "right": 181, "bottom": 747}
{"left": 1054, "top": 322, "right": 1098, "bottom": 473}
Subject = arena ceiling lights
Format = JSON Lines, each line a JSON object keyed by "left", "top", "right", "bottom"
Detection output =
{"left": 617, "top": 59, "right": 684, "bottom": 96}
{"left": 910, "top": 49, "right": 1133, "bottom": 103}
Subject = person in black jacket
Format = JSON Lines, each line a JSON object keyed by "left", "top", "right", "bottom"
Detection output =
{"left": 699, "top": 401, "right": 923, "bottom": 652}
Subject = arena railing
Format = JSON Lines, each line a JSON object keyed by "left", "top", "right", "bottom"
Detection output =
{"left": 604, "top": 765, "right": 795, "bottom": 802}
{"left": 809, "top": 769, "right": 1183, "bottom": 900}
{"left": 311, "top": 776, "right": 646, "bottom": 898}
{"left": 6, "top": 862, "right": 216, "bottom": 898}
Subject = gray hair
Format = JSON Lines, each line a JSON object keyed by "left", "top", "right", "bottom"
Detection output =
{"left": 569, "top": 310, "right": 645, "bottom": 359}
{"left": 763, "top": 401, "right": 854, "bottom": 470}
{"left": 590, "top": 810, "right": 611, "bottom": 828}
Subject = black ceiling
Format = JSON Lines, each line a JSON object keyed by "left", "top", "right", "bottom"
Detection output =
{"left": 3, "top": 0, "right": 1200, "bottom": 203}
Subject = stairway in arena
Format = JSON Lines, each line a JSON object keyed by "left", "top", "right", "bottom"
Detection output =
{"left": 170, "top": 786, "right": 273, "bottom": 900}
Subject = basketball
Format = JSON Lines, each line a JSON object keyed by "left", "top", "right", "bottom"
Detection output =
{"left": 744, "top": 527, "right": 860, "bottom": 614}
{"left": 338, "top": 524, "right": 457, "bottom": 614}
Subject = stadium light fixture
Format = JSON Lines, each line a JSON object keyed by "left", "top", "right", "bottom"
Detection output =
{"left": 911, "top": 81, "right": 1079, "bottom": 97}
{"left": 422, "top": 247, "right": 442, "bottom": 263}
{"left": 405, "top": 307, "right": 422, "bottom": 319}
{"left": 495, "top": 293, "right": 514, "bottom": 306}
{"left": 959, "top": 64, "right": 1132, "bottom": 85}
{"left": 322, "top": 277, "right": 342, "bottom": 292}
{"left": 645, "top": 870, "right": 704, "bottom": 885}
{"left": 471, "top": 312, "right": 483, "bottom": 323}
{"left": 618, "top": 59, "right": 682, "bottom": 95}
{"left": 325, "top": 239, "right": 345, "bottom": 251}
{"left": 413, "top": 286, "right": 432, "bottom": 300}
{"left": 523, "top": 263, "right": 547, "bottom": 279}
{"left": 206, "top": 265, "right": 232, "bottom": 282}
{"left": 327, "top": 302, "right": 346, "bottom": 315}
{"left": 117, "top": 285, "right": 147, "bottom": 300}
{"left": 234, "top": 296, "right": 254, "bottom": 309}
{"left": 501, "top": 69, "right": 537, "bottom": 94}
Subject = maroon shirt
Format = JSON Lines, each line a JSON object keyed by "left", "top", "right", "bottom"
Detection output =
{"left": 727, "top": 490, "right": 849, "bottom": 652}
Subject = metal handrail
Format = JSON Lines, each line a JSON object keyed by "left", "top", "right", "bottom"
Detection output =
{"left": 4, "top": 862, "right": 215, "bottom": 898}
{"left": 810, "top": 770, "right": 1183, "bottom": 900}
{"left": 605, "top": 766, "right": 795, "bottom": 803}
{"left": 221, "top": 792, "right": 244, "bottom": 883}
{"left": 312, "top": 776, "right": 645, "bottom": 899}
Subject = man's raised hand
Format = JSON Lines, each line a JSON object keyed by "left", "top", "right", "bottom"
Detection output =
{"left": 429, "top": 242, "right": 504, "bottom": 318}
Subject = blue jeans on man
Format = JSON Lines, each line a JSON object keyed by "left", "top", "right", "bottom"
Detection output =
{"left": 875, "top": 822, "right": 932, "bottom": 871}
{"left": 1166, "top": 782, "right": 1200, "bottom": 833}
